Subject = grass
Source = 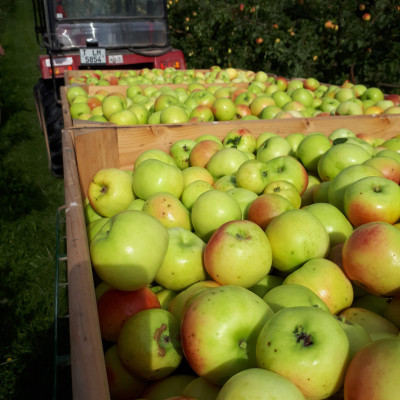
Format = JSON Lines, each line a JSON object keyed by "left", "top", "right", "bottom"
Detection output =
{"left": 0, "top": 0, "right": 68, "bottom": 398}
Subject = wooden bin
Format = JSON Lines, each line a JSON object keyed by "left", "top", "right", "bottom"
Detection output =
{"left": 63, "top": 113, "right": 399, "bottom": 399}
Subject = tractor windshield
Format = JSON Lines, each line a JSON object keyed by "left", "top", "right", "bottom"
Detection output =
{"left": 52, "top": 0, "right": 169, "bottom": 50}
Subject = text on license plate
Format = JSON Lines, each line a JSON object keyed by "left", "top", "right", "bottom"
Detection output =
{"left": 79, "top": 49, "right": 106, "bottom": 65}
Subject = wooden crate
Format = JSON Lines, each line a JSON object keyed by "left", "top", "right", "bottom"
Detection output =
{"left": 63, "top": 111, "right": 399, "bottom": 399}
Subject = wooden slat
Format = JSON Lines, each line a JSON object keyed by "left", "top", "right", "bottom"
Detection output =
{"left": 62, "top": 129, "right": 110, "bottom": 400}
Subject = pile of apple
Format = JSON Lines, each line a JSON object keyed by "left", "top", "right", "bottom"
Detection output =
{"left": 67, "top": 66, "right": 256, "bottom": 86}
{"left": 84, "top": 127, "right": 400, "bottom": 400}
{"left": 66, "top": 70, "right": 400, "bottom": 125}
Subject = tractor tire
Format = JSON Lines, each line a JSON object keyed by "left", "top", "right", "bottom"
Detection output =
{"left": 34, "top": 78, "right": 64, "bottom": 178}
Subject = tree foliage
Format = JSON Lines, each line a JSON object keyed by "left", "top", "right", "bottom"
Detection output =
{"left": 168, "top": 0, "right": 400, "bottom": 93}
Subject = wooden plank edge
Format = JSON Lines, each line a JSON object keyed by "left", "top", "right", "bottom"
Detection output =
{"left": 62, "top": 129, "right": 110, "bottom": 400}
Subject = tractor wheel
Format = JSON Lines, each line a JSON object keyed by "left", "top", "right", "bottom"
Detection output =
{"left": 34, "top": 78, "right": 64, "bottom": 178}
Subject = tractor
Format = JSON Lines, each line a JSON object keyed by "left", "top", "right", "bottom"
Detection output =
{"left": 33, "top": 0, "right": 186, "bottom": 177}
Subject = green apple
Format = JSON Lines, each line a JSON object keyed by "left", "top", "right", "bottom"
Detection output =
{"left": 132, "top": 159, "right": 184, "bottom": 200}
{"left": 211, "top": 97, "right": 236, "bottom": 121}
{"left": 248, "top": 274, "right": 284, "bottom": 298}
{"left": 320, "top": 97, "right": 340, "bottom": 114}
{"left": 160, "top": 105, "right": 189, "bottom": 124}
{"left": 204, "top": 220, "right": 272, "bottom": 287}
{"left": 104, "top": 344, "right": 148, "bottom": 399}
{"left": 265, "top": 209, "right": 330, "bottom": 273}
{"left": 181, "top": 285, "right": 274, "bottom": 385}
{"left": 335, "top": 87, "right": 356, "bottom": 103}
{"left": 182, "top": 166, "right": 214, "bottom": 188}
{"left": 70, "top": 102, "right": 92, "bottom": 119}
{"left": 126, "top": 198, "right": 145, "bottom": 211}
{"left": 169, "top": 139, "right": 197, "bottom": 170}
{"left": 206, "top": 148, "right": 249, "bottom": 179}
{"left": 263, "top": 180, "right": 302, "bottom": 208}
{"left": 352, "top": 293, "right": 391, "bottom": 316}
{"left": 335, "top": 316, "right": 372, "bottom": 361}
{"left": 86, "top": 217, "right": 110, "bottom": 243}
{"left": 256, "top": 136, "right": 291, "bottom": 163}
{"left": 304, "top": 202, "right": 353, "bottom": 247}
{"left": 153, "top": 93, "right": 179, "bottom": 112}
{"left": 262, "top": 155, "right": 309, "bottom": 195}
{"left": 102, "top": 95, "right": 126, "bottom": 119}
{"left": 256, "top": 306, "right": 350, "bottom": 400}
{"left": 216, "top": 368, "right": 305, "bottom": 400}
{"left": 141, "top": 374, "right": 197, "bottom": 400}
{"left": 317, "top": 142, "right": 372, "bottom": 181}
{"left": 222, "top": 128, "right": 256, "bottom": 153}
{"left": 142, "top": 192, "right": 192, "bottom": 230}
{"left": 300, "top": 174, "right": 321, "bottom": 207}
{"left": 290, "top": 87, "right": 314, "bottom": 108}
{"left": 66, "top": 85, "right": 88, "bottom": 104}
{"left": 312, "top": 180, "right": 331, "bottom": 203}
{"left": 271, "top": 90, "right": 292, "bottom": 108}
{"left": 361, "top": 87, "right": 384, "bottom": 103}
{"left": 235, "top": 159, "right": 270, "bottom": 194}
{"left": 213, "top": 175, "right": 237, "bottom": 191}
{"left": 88, "top": 168, "right": 134, "bottom": 217}
{"left": 363, "top": 156, "right": 400, "bottom": 184}
{"left": 285, "top": 132, "right": 306, "bottom": 157}
{"left": 109, "top": 109, "right": 138, "bottom": 125}
{"left": 263, "top": 283, "right": 330, "bottom": 313}
{"left": 327, "top": 164, "right": 383, "bottom": 211}
{"left": 181, "top": 180, "right": 214, "bottom": 210}
{"left": 335, "top": 100, "right": 363, "bottom": 116}
{"left": 90, "top": 210, "right": 169, "bottom": 291}
{"left": 181, "top": 376, "right": 220, "bottom": 400}
{"left": 117, "top": 308, "right": 183, "bottom": 380}
{"left": 190, "top": 105, "right": 215, "bottom": 122}
{"left": 191, "top": 190, "right": 242, "bottom": 241}
{"left": 134, "top": 148, "right": 177, "bottom": 169}
{"left": 155, "top": 227, "right": 206, "bottom": 291}
{"left": 226, "top": 187, "right": 258, "bottom": 219}
{"left": 127, "top": 103, "right": 148, "bottom": 124}
{"left": 189, "top": 139, "right": 223, "bottom": 168}
{"left": 259, "top": 105, "right": 282, "bottom": 119}
{"left": 283, "top": 257, "right": 354, "bottom": 314}
{"left": 83, "top": 196, "right": 103, "bottom": 225}
{"left": 296, "top": 133, "right": 332, "bottom": 173}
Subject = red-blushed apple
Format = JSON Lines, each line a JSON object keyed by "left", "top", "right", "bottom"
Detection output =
{"left": 262, "top": 155, "right": 309, "bottom": 195}
{"left": 249, "top": 94, "right": 276, "bottom": 117}
{"left": 90, "top": 210, "right": 169, "bottom": 291}
{"left": 204, "top": 220, "right": 272, "bottom": 287}
{"left": 216, "top": 368, "right": 305, "bottom": 400}
{"left": 181, "top": 285, "right": 274, "bottom": 385}
{"left": 263, "top": 180, "right": 302, "bottom": 208}
{"left": 317, "top": 142, "right": 372, "bottom": 182}
{"left": 132, "top": 159, "right": 184, "bottom": 200}
{"left": 88, "top": 168, "right": 135, "bottom": 218}
{"left": 256, "top": 306, "right": 350, "bottom": 400}
{"left": 343, "top": 221, "right": 400, "bottom": 296}
{"left": 233, "top": 103, "right": 253, "bottom": 119}
{"left": 335, "top": 316, "right": 372, "bottom": 361}
{"left": 338, "top": 307, "right": 399, "bottom": 340}
{"left": 256, "top": 136, "right": 291, "bottom": 163}
{"left": 303, "top": 202, "right": 354, "bottom": 247}
{"left": 327, "top": 163, "right": 383, "bottom": 212}
{"left": 296, "top": 133, "right": 332, "bottom": 173}
{"left": 343, "top": 337, "right": 400, "bottom": 400}
{"left": 189, "top": 139, "right": 223, "bottom": 168}
{"left": 247, "top": 193, "right": 294, "bottom": 230}
{"left": 263, "top": 283, "right": 330, "bottom": 313}
{"left": 117, "top": 308, "right": 183, "bottom": 380}
{"left": 182, "top": 166, "right": 214, "bottom": 187}
{"left": 140, "top": 374, "right": 197, "bottom": 400}
{"left": 155, "top": 227, "right": 207, "bottom": 291}
{"left": 265, "top": 209, "right": 330, "bottom": 273}
{"left": 181, "top": 376, "right": 221, "bottom": 400}
{"left": 363, "top": 155, "right": 400, "bottom": 184}
{"left": 283, "top": 257, "right": 354, "bottom": 314}
{"left": 167, "top": 280, "right": 220, "bottom": 322}
{"left": 343, "top": 176, "right": 400, "bottom": 226}
{"left": 142, "top": 192, "right": 192, "bottom": 230}
{"left": 97, "top": 286, "right": 161, "bottom": 342}
{"left": 222, "top": 128, "right": 256, "bottom": 153}
{"left": 104, "top": 344, "right": 149, "bottom": 400}
{"left": 191, "top": 189, "right": 242, "bottom": 241}
{"left": 189, "top": 104, "right": 215, "bottom": 122}
{"left": 169, "top": 139, "right": 197, "bottom": 170}
{"left": 235, "top": 159, "right": 270, "bottom": 194}
{"left": 206, "top": 147, "right": 249, "bottom": 180}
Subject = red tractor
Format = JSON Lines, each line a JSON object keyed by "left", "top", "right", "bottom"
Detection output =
{"left": 33, "top": 0, "right": 186, "bottom": 177}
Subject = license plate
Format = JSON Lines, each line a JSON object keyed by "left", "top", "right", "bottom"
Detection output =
{"left": 79, "top": 48, "right": 106, "bottom": 65}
